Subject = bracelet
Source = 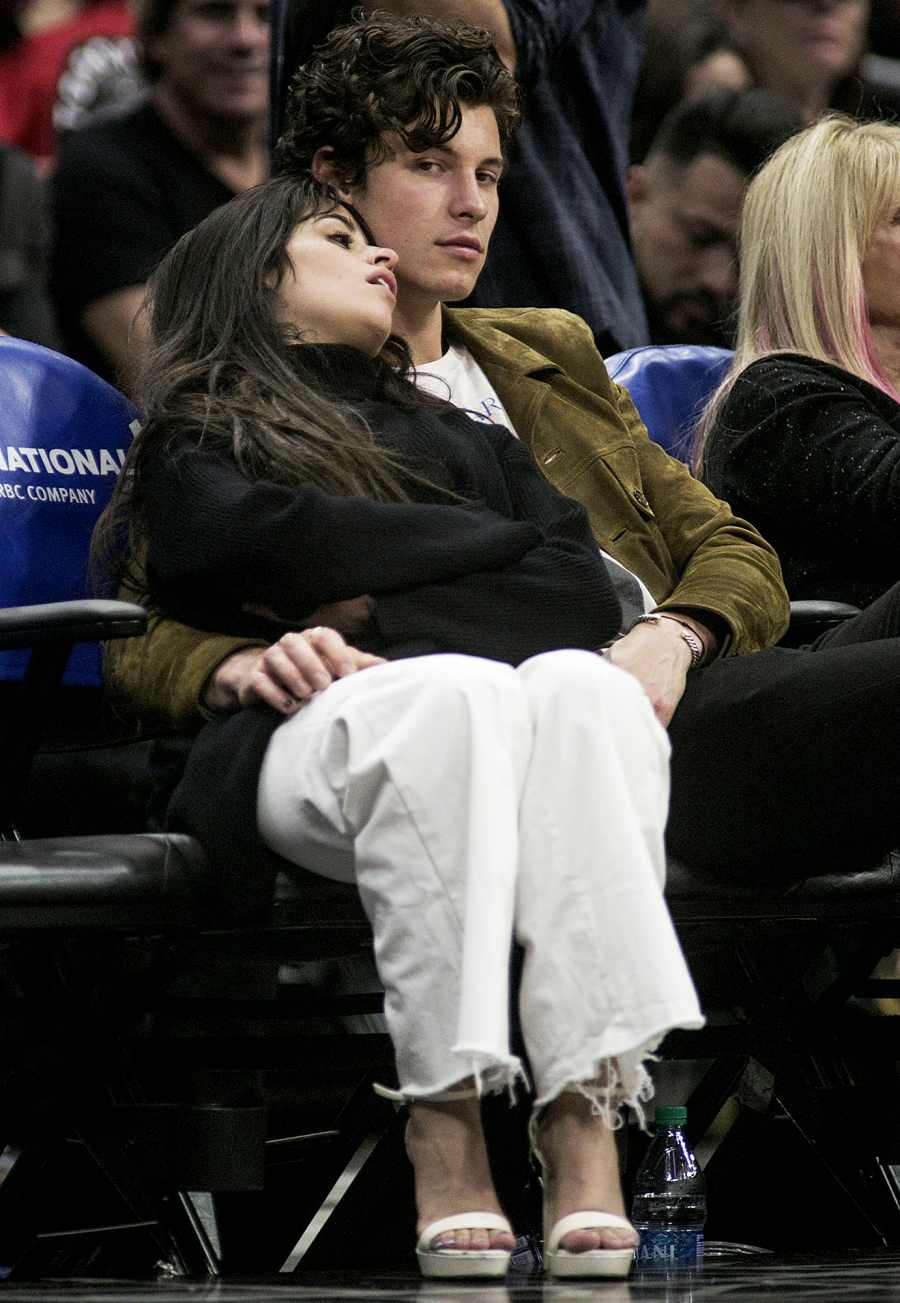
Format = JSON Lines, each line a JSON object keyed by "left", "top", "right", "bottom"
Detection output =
{"left": 657, "top": 614, "right": 709, "bottom": 665}
{"left": 629, "top": 613, "right": 705, "bottom": 667}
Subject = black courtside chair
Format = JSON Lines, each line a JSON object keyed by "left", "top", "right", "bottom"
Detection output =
{"left": 0, "top": 340, "right": 398, "bottom": 1279}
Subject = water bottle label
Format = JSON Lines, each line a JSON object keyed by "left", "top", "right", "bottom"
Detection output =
{"left": 635, "top": 1230, "right": 703, "bottom": 1269}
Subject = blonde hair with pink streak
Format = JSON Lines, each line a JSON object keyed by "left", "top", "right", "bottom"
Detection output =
{"left": 695, "top": 113, "right": 900, "bottom": 470}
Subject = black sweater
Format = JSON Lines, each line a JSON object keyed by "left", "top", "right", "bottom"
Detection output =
{"left": 145, "top": 345, "right": 620, "bottom": 665}
{"left": 703, "top": 353, "right": 900, "bottom": 607}
{"left": 144, "top": 346, "right": 621, "bottom": 916}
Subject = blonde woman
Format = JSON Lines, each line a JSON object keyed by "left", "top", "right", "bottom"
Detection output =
{"left": 698, "top": 114, "right": 900, "bottom": 607}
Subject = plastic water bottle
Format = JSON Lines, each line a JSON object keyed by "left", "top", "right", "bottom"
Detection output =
{"left": 631, "top": 1105, "right": 706, "bottom": 1270}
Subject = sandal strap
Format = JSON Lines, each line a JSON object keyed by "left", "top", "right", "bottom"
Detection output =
{"left": 417, "top": 1212, "right": 512, "bottom": 1253}
{"left": 374, "top": 1082, "right": 480, "bottom": 1103}
{"left": 373, "top": 1082, "right": 408, "bottom": 1102}
{"left": 546, "top": 1211, "right": 635, "bottom": 1254}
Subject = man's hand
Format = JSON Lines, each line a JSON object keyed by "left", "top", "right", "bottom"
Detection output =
{"left": 203, "top": 627, "right": 386, "bottom": 715}
{"left": 243, "top": 594, "right": 375, "bottom": 635}
{"left": 606, "top": 619, "right": 694, "bottom": 728}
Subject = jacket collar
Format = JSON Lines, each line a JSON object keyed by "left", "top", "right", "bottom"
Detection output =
{"left": 441, "top": 305, "right": 564, "bottom": 379}
{"left": 439, "top": 306, "right": 564, "bottom": 447}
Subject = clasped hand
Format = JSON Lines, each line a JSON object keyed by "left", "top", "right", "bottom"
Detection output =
{"left": 204, "top": 595, "right": 384, "bottom": 714}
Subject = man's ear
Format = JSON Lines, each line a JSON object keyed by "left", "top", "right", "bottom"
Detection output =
{"left": 625, "top": 164, "right": 646, "bottom": 214}
{"left": 311, "top": 147, "right": 354, "bottom": 200}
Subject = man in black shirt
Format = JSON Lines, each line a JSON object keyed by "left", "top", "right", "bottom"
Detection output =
{"left": 50, "top": 0, "right": 270, "bottom": 385}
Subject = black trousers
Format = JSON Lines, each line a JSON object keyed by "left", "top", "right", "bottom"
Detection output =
{"left": 667, "top": 580, "right": 900, "bottom": 880}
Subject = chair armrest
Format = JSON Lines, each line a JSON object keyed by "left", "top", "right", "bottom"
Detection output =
{"left": 782, "top": 599, "right": 862, "bottom": 648}
{"left": 789, "top": 599, "right": 862, "bottom": 625}
{"left": 0, "top": 600, "right": 146, "bottom": 650}
{"left": 0, "top": 601, "right": 147, "bottom": 835}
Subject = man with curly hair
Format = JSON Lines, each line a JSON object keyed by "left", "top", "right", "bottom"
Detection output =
{"left": 276, "top": 1, "right": 647, "bottom": 353}
{"left": 118, "top": 12, "right": 790, "bottom": 894}
{"left": 133, "top": 11, "right": 776, "bottom": 746}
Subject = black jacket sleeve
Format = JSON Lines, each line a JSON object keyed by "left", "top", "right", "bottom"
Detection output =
{"left": 143, "top": 443, "right": 539, "bottom": 622}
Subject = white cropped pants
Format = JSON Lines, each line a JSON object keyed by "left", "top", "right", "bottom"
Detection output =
{"left": 257, "top": 651, "right": 703, "bottom": 1119}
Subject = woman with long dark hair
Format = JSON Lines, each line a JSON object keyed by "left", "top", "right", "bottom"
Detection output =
{"left": 96, "top": 173, "right": 703, "bottom": 1281}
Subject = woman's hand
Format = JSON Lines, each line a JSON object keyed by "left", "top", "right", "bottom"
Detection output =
{"left": 606, "top": 620, "right": 693, "bottom": 728}
{"left": 203, "top": 627, "right": 386, "bottom": 715}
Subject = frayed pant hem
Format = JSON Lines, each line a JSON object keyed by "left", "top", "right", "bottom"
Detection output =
{"left": 527, "top": 1021, "right": 701, "bottom": 1162}
{"left": 374, "top": 1049, "right": 527, "bottom": 1104}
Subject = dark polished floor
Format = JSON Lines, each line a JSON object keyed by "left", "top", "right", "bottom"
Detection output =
{"left": 5, "top": 1252, "right": 900, "bottom": 1301}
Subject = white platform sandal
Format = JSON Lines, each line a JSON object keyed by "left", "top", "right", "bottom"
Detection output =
{"left": 543, "top": 1210, "right": 637, "bottom": 1279}
{"left": 535, "top": 1080, "right": 639, "bottom": 1279}
{"left": 416, "top": 1211, "right": 514, "bottom": 1278}
{"left": 374, "top": 1080, "right": 514, "bottom": 1280}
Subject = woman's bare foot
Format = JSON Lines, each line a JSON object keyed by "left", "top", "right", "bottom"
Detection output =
{"left": 406, "top": 1093, "right": 516, "bottom": 1253}
{"left": 539, "top": 1091, "right": 639, "bottom": 1254}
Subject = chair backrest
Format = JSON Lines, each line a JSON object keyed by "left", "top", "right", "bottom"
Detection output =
{"left": 605, "top": 344, "right": 733, "bottom": 463}
{"left": 0, "top": 337, "right": 138, "bottom": 686}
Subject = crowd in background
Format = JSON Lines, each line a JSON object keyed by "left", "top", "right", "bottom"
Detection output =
{"left": 1, "top": 0, "right": 898, "bottom": 386}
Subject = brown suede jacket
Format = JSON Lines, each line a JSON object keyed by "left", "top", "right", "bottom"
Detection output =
{"left": 107, "top": 307, "right": 789, "bottom": 728}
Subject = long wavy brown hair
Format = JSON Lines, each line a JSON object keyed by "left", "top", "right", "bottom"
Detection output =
{"left": 93, "top": 173, "right": 452, "bottom": 594}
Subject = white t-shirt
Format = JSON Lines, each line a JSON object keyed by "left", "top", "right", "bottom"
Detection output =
{"left": 413, "top": 343, "right": 656, "bottom": 621}
{"left": 415, "top": 342, "right": 513, "bottom": 429}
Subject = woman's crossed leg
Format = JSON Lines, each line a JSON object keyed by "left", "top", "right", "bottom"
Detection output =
{"left": 257, "top": 650, "right": 703, "bottom": 1266}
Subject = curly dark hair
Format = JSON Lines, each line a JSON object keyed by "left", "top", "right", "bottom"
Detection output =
{"left": 275, "top": 9, "right": 521, "bottom": 184}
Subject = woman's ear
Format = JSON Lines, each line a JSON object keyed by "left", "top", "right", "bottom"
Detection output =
{"left": 311, "top": 147, "right": 354, "bottom": 201}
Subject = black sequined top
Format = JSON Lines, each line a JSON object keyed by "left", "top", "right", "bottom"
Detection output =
{"left": 703, "top": 352, "right": 900, "bottom": 606}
